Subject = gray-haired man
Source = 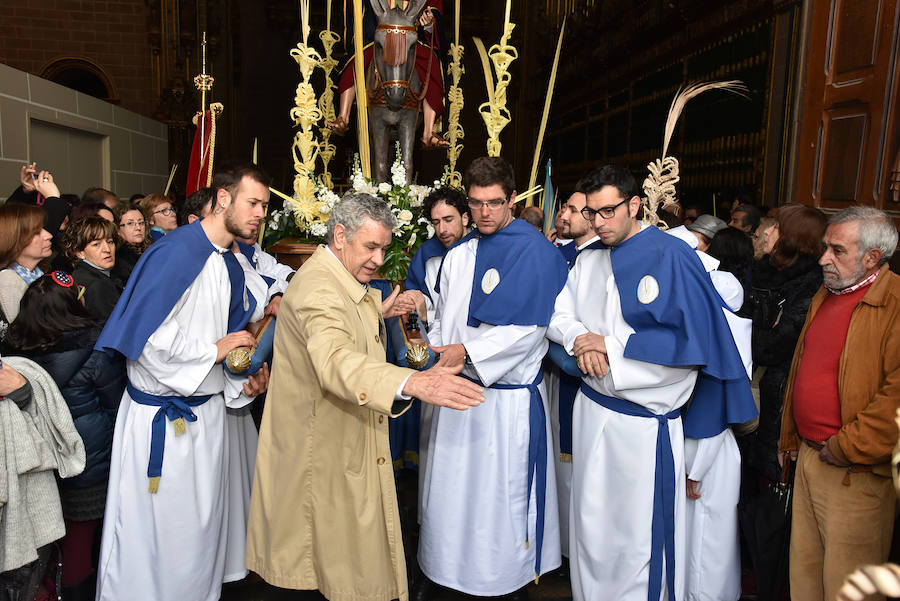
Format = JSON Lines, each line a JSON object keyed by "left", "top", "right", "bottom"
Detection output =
{"left": 779, "top": 205, "right": 900, "bottom": 601}
{"left": 246, "top": 193, "right": 484, "bottom": 601}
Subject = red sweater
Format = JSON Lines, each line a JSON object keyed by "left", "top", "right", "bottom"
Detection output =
{"left": 792, "top": 283, "right": 871, "bottom": 442}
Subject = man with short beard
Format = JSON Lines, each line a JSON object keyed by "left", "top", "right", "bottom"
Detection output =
{"left": 544, "top": 183, "right": 599, "bottom": 558}
{"left": 402, "top": 186, "right": 470, "bottom": 324}
{"left": 94, "top": 162, "right": 272, "bottom": 601}
{"left": 779, "top": 205, "right": 900, "bottom": 601}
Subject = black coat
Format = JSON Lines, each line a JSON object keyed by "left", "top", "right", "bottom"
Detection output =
{"left": 72, "top": 261, "right": 124, "bottom": 320}
{"left": 746, "top": 255, "right": 823, "bottom": 480}
{"left": 24, "top": 327, "right": 126, "bottom": 489}
{"left": 112, "top": 243, "right": 142, "bottom": 283}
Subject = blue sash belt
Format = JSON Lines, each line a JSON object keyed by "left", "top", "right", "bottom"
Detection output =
{"left": 462, "top": 369, "right": 547, "bottom": 581}
{"left": 579, "top": 383, "right": 679, "bottom": 601}
{"left": 127, "top": 381, "right": 211, "bottom": 493}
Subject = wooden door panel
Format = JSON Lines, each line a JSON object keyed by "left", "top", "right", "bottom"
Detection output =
{"left": 819, "top": 105, "right": 868, "bottom": 203}
{"left": 830, "top": 0, "right": 881, "bottom": 79}
{"left": 793, "top": 0, "right": 900, "bottom": 211}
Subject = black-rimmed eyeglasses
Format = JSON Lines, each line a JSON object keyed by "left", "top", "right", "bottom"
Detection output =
{"left": 580, "top": 198, "right": 629, "bottom": 221}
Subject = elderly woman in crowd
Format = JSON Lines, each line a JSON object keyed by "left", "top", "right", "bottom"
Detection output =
{"left": 61, "top": 216, "right": 124, "bottom": 321}
{"left": 141, "top": 193, "right": 178, "bottom": 242}
{"left": 0, "top": 204, "right": 53, "bottom": 324}
{"left": 112, "top": 202, "right": 150, "bottom": 281}
{"left": 747, "top": 203, "right": 827, "bottom": 483}
{"left": 5, "top": 272, "right": 125, "bottom": 601}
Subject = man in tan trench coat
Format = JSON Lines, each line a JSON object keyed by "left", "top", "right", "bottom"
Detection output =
{"left": 246, "top": 193, "right": 484, "bottom": 601}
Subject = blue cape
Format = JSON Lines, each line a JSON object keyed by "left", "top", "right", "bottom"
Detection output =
{"left": 404, "top": 236, "right": 447, "bottom": 301}
{"left": 609, "top": 226, "right": 757, "bottom": 438}
{"left": 557, "top": 239, "right": 580, "bottom": 269}
{"left": 96, "top": 221, "right": 255, "bottom": 360}
{"left": 436, "top": 219, "right": 568, "bottom": 328}
{"left": 236, "top": 240, "right": 276, "bottom": 289}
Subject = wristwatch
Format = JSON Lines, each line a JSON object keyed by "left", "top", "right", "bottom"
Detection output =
{"left": 463, "top": 345, "right": 473, "bottom": 367}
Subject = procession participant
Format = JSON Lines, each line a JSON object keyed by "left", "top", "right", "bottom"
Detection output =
{"left": 327, "top": 0, "right": 449, "bottom": 149}
{"left": 93, "top": 161, "right": 271, "bottom": 601}
{"left": 220, "top": 236, "right": 270, "bottom": 585}
{"left": 399, "top": 185, "right": 469, "bottom": 519}
{"left": 403, "top": 186, "right": 469, "bottom": 324}
{"left": 234, "top": 234, "right": 295, "bottom": 317}
{"left": 245, "top": 193, "right": 484, "bottom": 601}
{"left": 415, "top": 157, "right": 567, "bottom": 600}
{"left": 665, "top": 225, "right": 752, "bottom": 601}
{"left": 544, "top": 184, "right": 598, "bottom": 558}
{"left": 546, "top": 165, "right": 754, "bottom": 601}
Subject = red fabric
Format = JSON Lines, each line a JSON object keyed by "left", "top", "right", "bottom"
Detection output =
{"left": 60, "top": 519, "right": 98, "bottom": 586}
{"left": 186, "top": 109, "right": 214, "bottom": 197}
{"left": 792, "top": 283, "right": 871, "bottom": 442}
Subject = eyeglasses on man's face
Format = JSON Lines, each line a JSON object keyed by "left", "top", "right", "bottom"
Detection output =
{"left": 467, "top": 197, "right": 508, "bottom": 210}
{"left": 120, "top": 220, "right": 146, "bottom": 228}
{"left": 154, "top": 207, "right": 177, "bottom": 216}
{"left": 580, "top": 197, "right": 629, "bottom": 221}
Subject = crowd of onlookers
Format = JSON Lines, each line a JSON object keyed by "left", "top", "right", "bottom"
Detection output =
{"left": 0, "top": 159, "right": 897, "bottom": 601}
{"left": 0, "top": 163, "right": 215, "bottom": 601}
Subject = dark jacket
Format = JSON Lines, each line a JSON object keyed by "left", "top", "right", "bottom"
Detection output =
{"left": 747, "top": 254, "right": 823, "bottom": 480}
{"left": 112, "top": 243, "right": 143, "bottom": 283}
{"left": 780, "top": 268, "right": 900, "bottom": 477}
{"left": 23, "top": 327, "right": 125, "bottom": 489}
{"left": 72, "top": 261, "right": 124, "bottom": 320}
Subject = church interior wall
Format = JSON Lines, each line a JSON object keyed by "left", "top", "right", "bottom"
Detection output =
{"left": 0, "top": 63, "right": 169, "bottom": 203}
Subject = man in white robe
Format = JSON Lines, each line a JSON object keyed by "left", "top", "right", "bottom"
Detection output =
{"left": 666, "top": 226, "right": 751, "bottom": 601}
{"left": 547, "top": 166, "right": 754, "bottom": 601}
{"left": 543, "top": 185, "right": 598, "bottom": 558}
{"left": 400, "top": 186, "right": 470, "bottom": 521}
{"left": 415, "top": 157, "right": 567, "bottom": 600}
{"left": 94, "top": 162, "right": 272, "bottom": 601}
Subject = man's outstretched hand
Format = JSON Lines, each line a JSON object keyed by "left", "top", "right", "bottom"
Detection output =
{"left": 403, "top": 363, "right": 484, "bottom": 411}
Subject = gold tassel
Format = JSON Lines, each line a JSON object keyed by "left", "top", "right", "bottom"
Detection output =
{"left": 525, "top": 540, "right": 530, "bottom": 549}
{"left": 149, "top": 476, "right": 160, "bottom": 494}
{"left": 173, "top": 417, "right": 187, "bottom": 436}
{"left": 535, "top": 574, "right": 540, "bottom": 585}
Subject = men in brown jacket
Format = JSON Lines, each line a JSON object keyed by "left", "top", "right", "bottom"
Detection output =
{"left": 245, "top": 193, "right": 484, "bottom": 601}
{"left": 779, "top": 205, "right": 900, "bottom": 601}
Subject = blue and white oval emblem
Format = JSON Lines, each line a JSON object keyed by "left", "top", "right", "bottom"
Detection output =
{"left": 481, "top": 268, "right": 501, "bottom": 294}
{"left": 637, "top": 275, "right": 659, "bottom": 304}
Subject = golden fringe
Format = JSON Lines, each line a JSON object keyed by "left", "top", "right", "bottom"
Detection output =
{"left": 148, "top": 476, "right": 160, "bottom": 494}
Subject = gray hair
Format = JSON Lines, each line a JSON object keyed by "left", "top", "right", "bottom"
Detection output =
{"left": 828, "top": 206, "right": 898, "bottom": 264}
{"left": 326, "top": 192, "right": 396, "bottom": 244}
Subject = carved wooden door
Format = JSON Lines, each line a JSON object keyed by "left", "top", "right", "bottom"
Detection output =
{"left": 794, "top": 0, "right": 900, "bottom": 211}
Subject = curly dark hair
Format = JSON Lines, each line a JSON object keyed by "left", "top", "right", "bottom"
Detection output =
{"left": 423, "top": 186, "right": 469, "bottom": 222}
